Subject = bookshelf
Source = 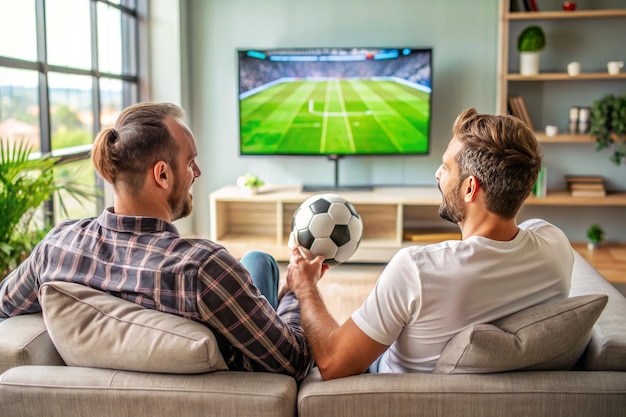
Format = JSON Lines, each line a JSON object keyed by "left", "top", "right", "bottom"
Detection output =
{"left": 497, "top": 1, "right": 626, "bottom": 142}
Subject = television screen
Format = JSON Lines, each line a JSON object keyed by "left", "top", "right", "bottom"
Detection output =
{"left": 237, "top": 47, "right": 432, "bottom": 156}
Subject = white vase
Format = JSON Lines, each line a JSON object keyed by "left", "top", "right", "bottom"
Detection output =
{"left": 587, "top": 241, "right": 600, "bottom": 250}
{"left": 520, "top": 52, "right": 540, "bottom": 76}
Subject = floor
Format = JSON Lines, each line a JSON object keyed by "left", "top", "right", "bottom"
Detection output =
{"left": 279, "top": 243, "right": 626, "bottom": 324}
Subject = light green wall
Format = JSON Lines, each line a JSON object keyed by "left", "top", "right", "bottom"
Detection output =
{"left": 184, "top": 0, "right": 500, "bottom": 237}
{"left": 180, "top": 0, "right": 625, "bottom": 242}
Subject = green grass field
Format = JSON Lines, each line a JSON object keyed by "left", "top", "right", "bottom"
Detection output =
{"left": 239, "top": 79, "right": 430, "bottom": 155}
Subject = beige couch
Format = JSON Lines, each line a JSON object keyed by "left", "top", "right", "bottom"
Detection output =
{"left": 1, "top": 251, "right": 625, "bottom": 417}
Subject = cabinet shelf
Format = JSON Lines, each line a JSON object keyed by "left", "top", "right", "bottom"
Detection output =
{"left": 210, "top": 185, "right": 459, "bottom": 263}
{"left": 209, "top": 185, "right": 626, "bottom": 263}
{"left": 534, "top": 132, "right": 594, "bottom": 143}
{"left": 506, "top": 10, "right": 626, "bottom": 20}
{"left": 507, "top": 73, "right": 626, "bottom": 81}
{"left": 526, "top": 190, "right": 626, "bottom": 206}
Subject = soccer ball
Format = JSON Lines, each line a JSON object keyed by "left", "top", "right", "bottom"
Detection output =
{"left": 290, "top": 193, "right": 363, "bottom": 266}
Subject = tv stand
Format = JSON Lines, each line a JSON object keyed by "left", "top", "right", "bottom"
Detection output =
{"left": 301, "top": 184, "right": 374, "bottom": 192}
{"left": 302, "top": 154, "right": 374, "bottom": 192}
{"left": 209, "top": 185, "right": 458, "bottom": 263}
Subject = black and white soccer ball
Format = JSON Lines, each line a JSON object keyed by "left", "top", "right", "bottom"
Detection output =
{"left": 290, "top": 193, "right": 363, "bottom": 266}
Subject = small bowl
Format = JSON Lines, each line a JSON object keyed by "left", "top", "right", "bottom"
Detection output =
{"left": 562, "top": 1, "right": 577, "bottom": 11}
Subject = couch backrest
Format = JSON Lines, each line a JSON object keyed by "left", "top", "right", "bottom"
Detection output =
{"left": 569, "top": 251, "right": 626, "bottom": 371}
{"left": 0, "top": 313, "right": 64, "bottom": 374}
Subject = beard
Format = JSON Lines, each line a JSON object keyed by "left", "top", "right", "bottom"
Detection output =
{"left": 168, "top": 178, "right": 194, "bottom": 222}
{"left": 438, "top": 181, "right": 465, "bottom": 225}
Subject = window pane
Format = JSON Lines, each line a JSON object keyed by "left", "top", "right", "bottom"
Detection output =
{"left": 0, "top": 0, "right": 37, "bottom": 61}
{"left": 114, "top": 0, "right": 138, "bottom": 10}
{"left": 46, "top": 0, "right": 92, "bottom": 70}
{"left": 0, "top": 67, "right": 40, "bottom": 152}
{"left": 97, "top": 3, "right": 122, "bottom": 74}
{"left": 54, "top": 158, "right": 99, "bottom": 222}
{"left": 120, "top": 10, "right": 138, "bottom": 75}
{"left": 100, "top": 78, "right": 123, "bottom": 127}
{"left": 48, "top": 72, "right": 93, "bottom": 150}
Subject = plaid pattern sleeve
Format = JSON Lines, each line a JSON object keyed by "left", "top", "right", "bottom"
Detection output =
{"left": 0, "top": 210, "right": 313, "bottom": 380}
{"left": 196, "top": 247, "right": 312, "bottom": 380}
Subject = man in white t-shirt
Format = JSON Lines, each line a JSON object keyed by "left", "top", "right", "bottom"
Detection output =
{"left": 286, "top": 107, "right": 574, "bottom": 380}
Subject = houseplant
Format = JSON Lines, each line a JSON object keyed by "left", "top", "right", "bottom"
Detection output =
{"left": 517, "top": 25, "right": 546, "bottom": 76}
{"left": 0, "top": 139, "right": 93, "bottom": 280}
{"left": 586, "top": 223, "right": 605, "bottom": 250}
{"left": 589, "top": 94, "right": 626, "bottom": 166}
{"left": 236, "top": 172, "right": 265, "bottom": 194}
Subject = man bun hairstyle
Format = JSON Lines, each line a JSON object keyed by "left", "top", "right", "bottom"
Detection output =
{"left": 452, "top": 107, "right": 542, "bottom": 219}
{"left": 92, "top": 102, "right": 184, "bottom": 193}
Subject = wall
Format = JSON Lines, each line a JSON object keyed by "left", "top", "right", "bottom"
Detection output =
{"left": 181, "top": 0, "right": 625, "bottom": 242}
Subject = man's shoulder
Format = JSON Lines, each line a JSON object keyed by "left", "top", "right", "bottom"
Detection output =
{"left": 519, "top": 218, "right": 557, "bottom": 231}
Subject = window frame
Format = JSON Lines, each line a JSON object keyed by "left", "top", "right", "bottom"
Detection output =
{"left": 0, "top": 0, "right": 143, "bottom": 217}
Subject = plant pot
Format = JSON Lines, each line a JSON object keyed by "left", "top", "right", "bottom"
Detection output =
{"left": 520, "top": 52, "right": 540, "bottom": 76}
{"left": 240, "top": 186, "right": 258, "bottom": 195}
{"left": 587, "top": 241, "right": 601, "bottom": 250}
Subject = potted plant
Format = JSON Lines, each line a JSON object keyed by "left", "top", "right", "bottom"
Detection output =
{"left": 589, "top": 94, "right": 626, "bottom": 166}
{"left": 236, "top": 172, "right": 265, "bottom": 194}
{"left": 0, "top": 139, "right": 93, "bottom": 280}
{"left": 586, "top": 223, "right": 605, "bottom": 250}
{"left": 517, "top": 25, "right": 546, "bottom": 76}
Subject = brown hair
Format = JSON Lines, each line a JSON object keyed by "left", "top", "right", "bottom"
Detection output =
{"left": 452, "top": 108, "right": 542, "bottom": 219}
{"left": 91, "top": 102, "right": 183, "bottom": 193}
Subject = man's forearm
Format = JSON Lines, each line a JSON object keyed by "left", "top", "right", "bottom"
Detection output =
{"left": 294, "top": 284, "right": 339, "bottom": 372}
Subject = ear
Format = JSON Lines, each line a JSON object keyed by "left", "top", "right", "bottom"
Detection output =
{"left": 463, "top": 175, "right": 480, "bottom": 202}
{"left": 152, "top": 161, "right": 171, "bottom": 190}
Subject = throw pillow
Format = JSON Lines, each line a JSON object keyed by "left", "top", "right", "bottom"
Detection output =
{"left": 39, "top": 281, "right": 227, "bottom": 374}
{"left": 433, "top": 294, "right": 608, "bottom": 374}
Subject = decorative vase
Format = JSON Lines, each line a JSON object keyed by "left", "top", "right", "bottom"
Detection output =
{"left": 520, "top": 52, "right": 540, "bottom": 76}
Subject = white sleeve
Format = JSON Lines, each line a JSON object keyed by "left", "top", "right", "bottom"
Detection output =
{"left": 351, "top": 249, "right": 422, "bottom": 345}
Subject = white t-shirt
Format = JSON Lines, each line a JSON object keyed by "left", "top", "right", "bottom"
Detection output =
{"left": 351, "top": 219, "right": 574, "bottom": 373}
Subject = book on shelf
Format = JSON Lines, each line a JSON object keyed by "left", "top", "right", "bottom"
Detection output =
{"left": 569, "top": 183, "right": 605, "bottom": 191}
{"left": 570, "top": 189, "right": 607, "bottom": 198}
{"left": 403, "top": 229, "right": 461, "bottom": 242}
{"left": 565, "top": 175, "right": 606, "bottom": 198}
{"left": 565, "top": 175, "right": 604, "bottom": 184}
{"left": 507, "top": 95, "right": 534, "bottom": 131}
{"left": 510, "top": 0, "right": 529, "bottom": 12}
{"left": 533, "top": 165, "right": 547, "bottom": 198}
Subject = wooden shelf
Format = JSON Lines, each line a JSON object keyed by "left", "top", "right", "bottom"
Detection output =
{"left": 534, "top": 132, "right": 594, "bottom": 143}
{"left": 571, "top": 242, "right": 626, "bottom": 284}
{"left": 526, "top": 190, "right": 626, "bottom": 206}
{"left": 506, "top": 9, "right": 626, "bottom": 20}
{"left": 210, "top": 185, "right": 626, "bottom": 262}
{"left": 210, "top": 185, "right": 458, "bottom": 262}
{"left": 507, "top": 73, "right": 626, "bottom": 81}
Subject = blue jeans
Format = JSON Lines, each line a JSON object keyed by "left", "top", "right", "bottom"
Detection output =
{"left": 240, "top": 251, "right": 279, "bottom": 309}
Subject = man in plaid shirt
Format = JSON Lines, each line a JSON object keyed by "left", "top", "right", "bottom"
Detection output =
{"left": 0, "top": 102, "right": 312, "bottom": 381}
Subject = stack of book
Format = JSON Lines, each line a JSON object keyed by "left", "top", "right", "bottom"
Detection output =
{"left": 533, "top": 165, "right": 547, "bottom": 198}
{"left": 508, "top": 95, "right": 534, "bottom": 130}
{"left": 566, "top": 175, "right": 606, "bottom": 198}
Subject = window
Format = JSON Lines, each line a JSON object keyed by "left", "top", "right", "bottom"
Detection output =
{"left": 0, "top": 0, "right": 141, "bottom": 221}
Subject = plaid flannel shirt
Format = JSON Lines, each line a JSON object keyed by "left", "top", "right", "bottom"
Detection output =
{"left": 0, "top": 208, "right": 312, "bottom": 380}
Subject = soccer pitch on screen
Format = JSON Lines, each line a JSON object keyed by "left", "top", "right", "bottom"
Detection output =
{"left": 239, "top": 78, "right": 430, "bottom": 155}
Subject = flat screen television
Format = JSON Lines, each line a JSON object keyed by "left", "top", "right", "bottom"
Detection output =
{"left": 237, "top": 47, "right": 432, "bottom": 158}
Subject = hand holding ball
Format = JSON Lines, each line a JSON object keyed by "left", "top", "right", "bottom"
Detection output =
{"left": 290, "top": 194, "right": 363, "bottom": 266}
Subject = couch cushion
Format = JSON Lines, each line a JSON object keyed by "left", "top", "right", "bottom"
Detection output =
{"left": 39, "top": 281, "right": 227, "bottom": 374}
{"left": 0, "top": 313, "right": 65, "bottom": 374}
{"left": 569, "top": 251, "right": 626, "bottom": 371}
{"left": 298, "top": 367, "right": 626, "bottom": 417}
{"left": 0, "top": 366, "right": 298, "bottom": 417}
{"left": 433, "top": 294, "right": 608, "bottom": 374}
